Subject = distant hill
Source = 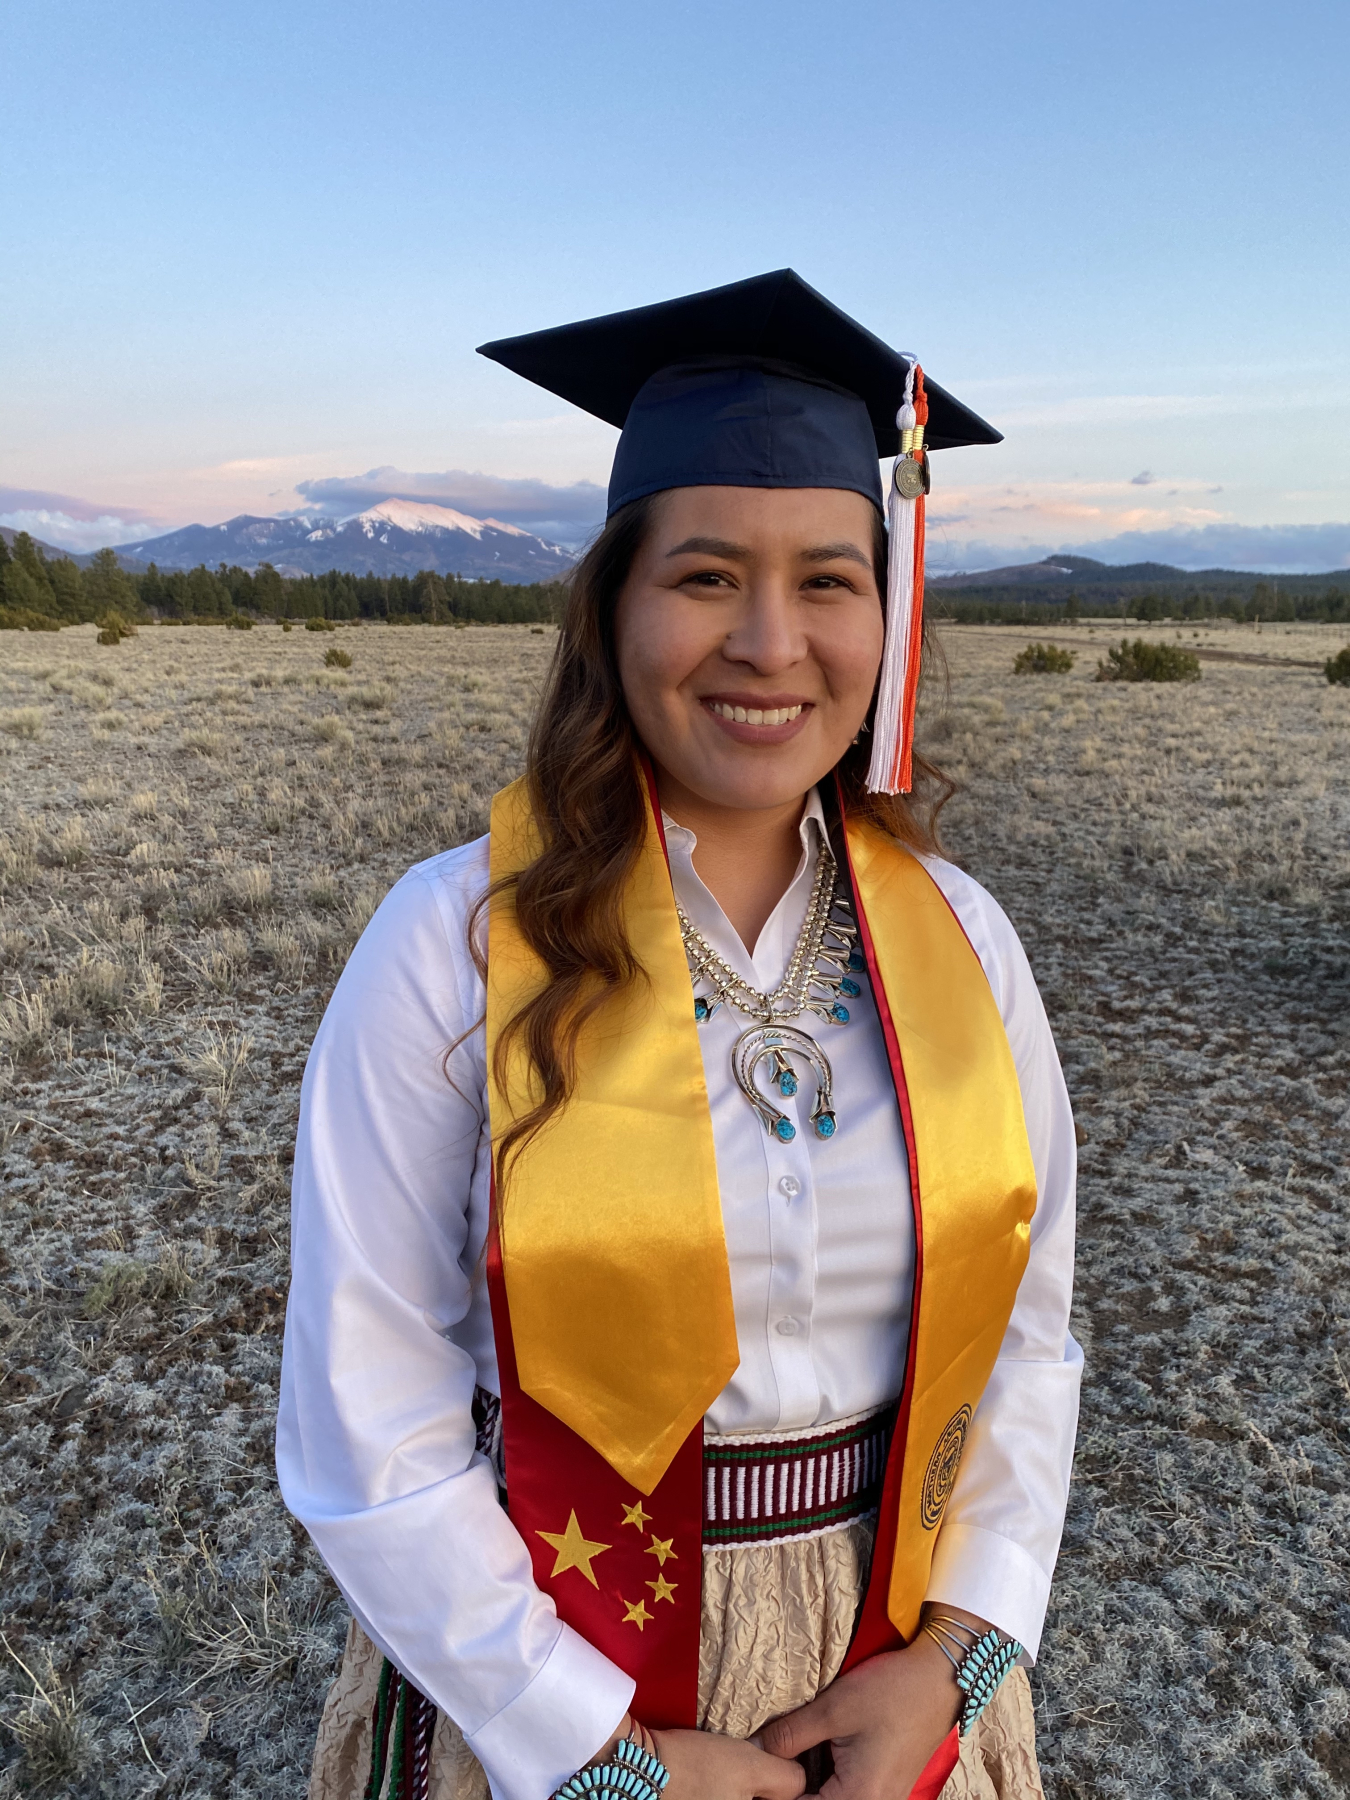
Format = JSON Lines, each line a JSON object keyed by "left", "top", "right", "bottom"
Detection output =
{"left": 109, "top": 500, "right": 574, "bottom": 581}
{"left": 928, "top": 553, "right": 1350, "bottom": 607}
{"left": 0, "top": 526, "right": 87, "bottom": 563}
{"left": 930, "top": 555, "right": 1195, "bottom": 588}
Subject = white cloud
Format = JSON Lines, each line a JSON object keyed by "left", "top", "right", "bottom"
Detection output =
{"left": 0, "top": 508, "right": 156, "bottom": 553}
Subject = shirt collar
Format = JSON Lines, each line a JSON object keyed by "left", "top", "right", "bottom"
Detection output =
{"left": 660, "top": 786, "right": 827, "bottom": 861}
{"left": 660, "top": 787, "right": 828, "bottom": 986}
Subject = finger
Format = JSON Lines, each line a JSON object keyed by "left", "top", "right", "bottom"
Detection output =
{"left": 742, "top": 1742, "right": 808, "bottom": 1800}
{"left": 756, "top": 1697, "right": 833, "bottom": 1761}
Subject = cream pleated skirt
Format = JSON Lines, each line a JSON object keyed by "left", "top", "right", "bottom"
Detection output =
{"left": 309, "top": 1519, "right": 1043, "bottom": 1800}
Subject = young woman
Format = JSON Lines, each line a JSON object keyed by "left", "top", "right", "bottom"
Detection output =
{"left": 278, "top": 272, "right": 1081, "bottom": 1800}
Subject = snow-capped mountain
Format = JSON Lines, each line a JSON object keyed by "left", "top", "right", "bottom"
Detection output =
{"left": 112, "top": 500, "right": 573, "bottom": 581}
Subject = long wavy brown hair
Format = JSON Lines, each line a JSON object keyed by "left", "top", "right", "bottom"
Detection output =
{"left": 474, "top": 492, "right": 955, "bottom": 1191}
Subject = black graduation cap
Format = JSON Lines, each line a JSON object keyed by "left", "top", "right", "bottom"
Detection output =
{"left": 478, "top": 269, "right": 1001, "bottom": 518}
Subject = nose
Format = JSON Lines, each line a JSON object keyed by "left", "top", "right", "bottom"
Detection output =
{"left": 722, "top": 577, "right": 807, "bottom": 674}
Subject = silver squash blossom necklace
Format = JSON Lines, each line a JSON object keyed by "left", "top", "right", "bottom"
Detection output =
{"left": 677, "top": 844, "right": 863, "bottom": 1144}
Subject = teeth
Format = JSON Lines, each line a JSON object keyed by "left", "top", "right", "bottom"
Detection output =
{"left": 710, "top": 702, "right": 804, "bottom": 726}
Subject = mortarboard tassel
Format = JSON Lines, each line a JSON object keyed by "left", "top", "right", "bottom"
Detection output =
{"left": 866, "top": 361, "right": 929, "bottom": 795}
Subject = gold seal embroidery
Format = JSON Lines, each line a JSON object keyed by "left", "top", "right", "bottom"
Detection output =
{"left": 921, "top": 1405, "right": 972, "bottom": 1531}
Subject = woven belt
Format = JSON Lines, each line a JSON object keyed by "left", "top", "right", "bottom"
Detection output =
{"left": 472, "top": 1386, "right": 896, "bottom": 1547}
{"left": 702, "top": 1400, "right": 898, "bottom": 1547}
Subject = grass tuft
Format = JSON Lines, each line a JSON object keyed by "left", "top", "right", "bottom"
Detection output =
{"left": 0, "top": 980, "right": 53, "bottom": 1063}
{"left": 225, "top": 865, "right": 274, "bottom": 912}
{"left": 1, "top": 707, "right": 47, "bottom": 739}
{"left": 1, "top": 1641, "right": 96, "bottom": 1792}
{"left": 185, "top": 1021, "right": 253, "bottom": 1111}
{"left": 180, "top": 728, "right": 224, "bottom": 756}
{"left": 346, "top": 683, "right": 394, "bottom": 711}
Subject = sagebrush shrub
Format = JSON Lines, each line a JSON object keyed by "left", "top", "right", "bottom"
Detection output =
{"left": 324, "top": 646, "right": 354, "bottom": 669}
{"left": 0, "top": 605, "right": 61, "bottom": 631}
{"left": 1325, "top": 646, "right": 1350, "bottom": 686}
{"left": 95, "top": 609, "right": 137, "bottom": 645}
{"left": 1095, "top": 638, "right": 1201, "bottom": 683}
{"left": 1014, "top": 643, "right": 1076, "bottom": 675}
{"left": 305, "top": 616, "right": 337, "bottom": 633}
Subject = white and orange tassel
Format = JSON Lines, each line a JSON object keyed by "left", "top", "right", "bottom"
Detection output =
{"left": 866, "top": 360, "right": 929, "bottom": 795}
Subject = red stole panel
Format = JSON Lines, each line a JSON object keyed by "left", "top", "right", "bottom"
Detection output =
{"left": 487, "top": 1214, "right": 703, "bottom": 1726}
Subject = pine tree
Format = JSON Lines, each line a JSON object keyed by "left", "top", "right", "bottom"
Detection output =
{"left": 253, "top": 563, "right": 284, "bottom": 616}
{"left": 83, "top": 547, "right": 142, "bottom": 620}
{"left": 139, "top": 563, "right": 166, "bottom": 615}
{"left": 47, "top": 558, "right": 87, "bottom": 621}
{"left": 411, "top": 570, "right": 447, "bottom": 621}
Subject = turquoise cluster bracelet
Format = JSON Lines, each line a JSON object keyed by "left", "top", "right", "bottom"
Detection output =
{"left": 554, "top": 1737, "right": 670, "bottom": 1800}
{"left": 923, "top": 1613, "right": 1024, "bottom": 1737}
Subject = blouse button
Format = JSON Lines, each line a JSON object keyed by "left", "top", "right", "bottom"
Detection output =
{"left": 778, "top": 1175, "right": 801, "bottom": 1199}
{"left": 775, "top": 1317, "right": 802, "bottom": 1337}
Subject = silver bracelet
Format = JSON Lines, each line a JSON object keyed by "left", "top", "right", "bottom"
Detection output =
{"left": 553, "top": 1736, "right": 670, "bottom": 1800}
{"left": 922, "top": 1613, "right": 1024, "bottom": 1737}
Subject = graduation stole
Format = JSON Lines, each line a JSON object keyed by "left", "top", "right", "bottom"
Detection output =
{"left": 484, "top": 771, "right": 1037, "bottom": 1728}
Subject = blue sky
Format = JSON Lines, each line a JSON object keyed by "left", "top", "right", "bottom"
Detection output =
{"left": 2, "top": 0, "right": 1347, "bottom": 570}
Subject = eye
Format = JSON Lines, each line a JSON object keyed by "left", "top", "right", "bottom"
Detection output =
{"left": 682, "top": 569, "right": 736, "bottom": 589}
{"left": 802, "top": 573, "right": 857, "bottom": 592}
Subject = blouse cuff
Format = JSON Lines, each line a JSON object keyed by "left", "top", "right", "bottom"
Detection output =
{"left": 464, "top": 1620, "right": 635, "bottom": 1800}
{"left": 923, "top": 1522, "right": 1054, "bottom": 1661}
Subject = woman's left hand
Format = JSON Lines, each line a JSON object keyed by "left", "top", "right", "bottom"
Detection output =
{"left": 755, "top": 1625, "right": 965, "bottom": 1800}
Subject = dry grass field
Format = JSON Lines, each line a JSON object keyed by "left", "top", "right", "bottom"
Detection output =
{"left": 1, "top": 617, "right": 1347, "bottom": 1798}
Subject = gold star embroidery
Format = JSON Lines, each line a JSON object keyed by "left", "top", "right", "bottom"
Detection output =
{"left": 536, "top": 1511, "right": 611, "bottom": 1588}
{"left": 621, "top": 1597, "right": 654, "bottom": 1631}
{"left": 645, "top": 1535, "right": 677, "bottom": 1567}
{"left": 646, "top": 1574, "right": 677, "bottom": 1604}
{"left": 620, "top": 1500, "right": 652, "bottom": 1530}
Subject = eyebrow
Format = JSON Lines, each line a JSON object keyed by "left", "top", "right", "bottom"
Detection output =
{"left": 665, "top": 535, "right": 871, "bottom": 568}
{"left": 802, "top": 541, "right": 871, "bottom": 568}
{"left": 665, "top": 535, "right": 749, "bottom": 559}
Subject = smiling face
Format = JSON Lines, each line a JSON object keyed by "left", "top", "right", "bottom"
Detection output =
{"left": 612, "top": 485, "right": 885, "bottom": 819}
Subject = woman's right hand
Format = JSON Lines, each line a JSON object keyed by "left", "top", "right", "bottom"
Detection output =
{"left": 651, "top": 1728, "right": 807, "bottom": 1800}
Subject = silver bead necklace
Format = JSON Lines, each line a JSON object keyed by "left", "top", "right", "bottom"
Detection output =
{"left": 677, "top": 844, "right": 863, "bottom": 1143}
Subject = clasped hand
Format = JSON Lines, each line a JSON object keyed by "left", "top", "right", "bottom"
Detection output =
{"left": 648, "top": 1627, "right": 962, "bottom": 1800}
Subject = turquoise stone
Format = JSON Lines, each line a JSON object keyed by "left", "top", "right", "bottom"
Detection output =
{"left": 814, "top": 1112, "right": 836, "bottom": 1139}
{"left": 840, "top": 977, "right": 861, "bottom": 997}
{"left": 831, "top": 1003, "right": 850, "bottom": 1022}
{"left": 777, "top": 1070, "right": 798, "bottom": 1097}
{"left": 774, "top": 1118, "right": 796, "bottom": 1142}
{"left": 694, "top": 997, "right": 710, "bottom": 1021}
{"left": 849, "top": 950, "right": 864, "bottom": 970}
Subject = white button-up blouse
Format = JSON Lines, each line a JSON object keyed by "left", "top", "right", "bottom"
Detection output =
{"left": 277, "top": 791, "right": 1082, "bottom": 1800}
